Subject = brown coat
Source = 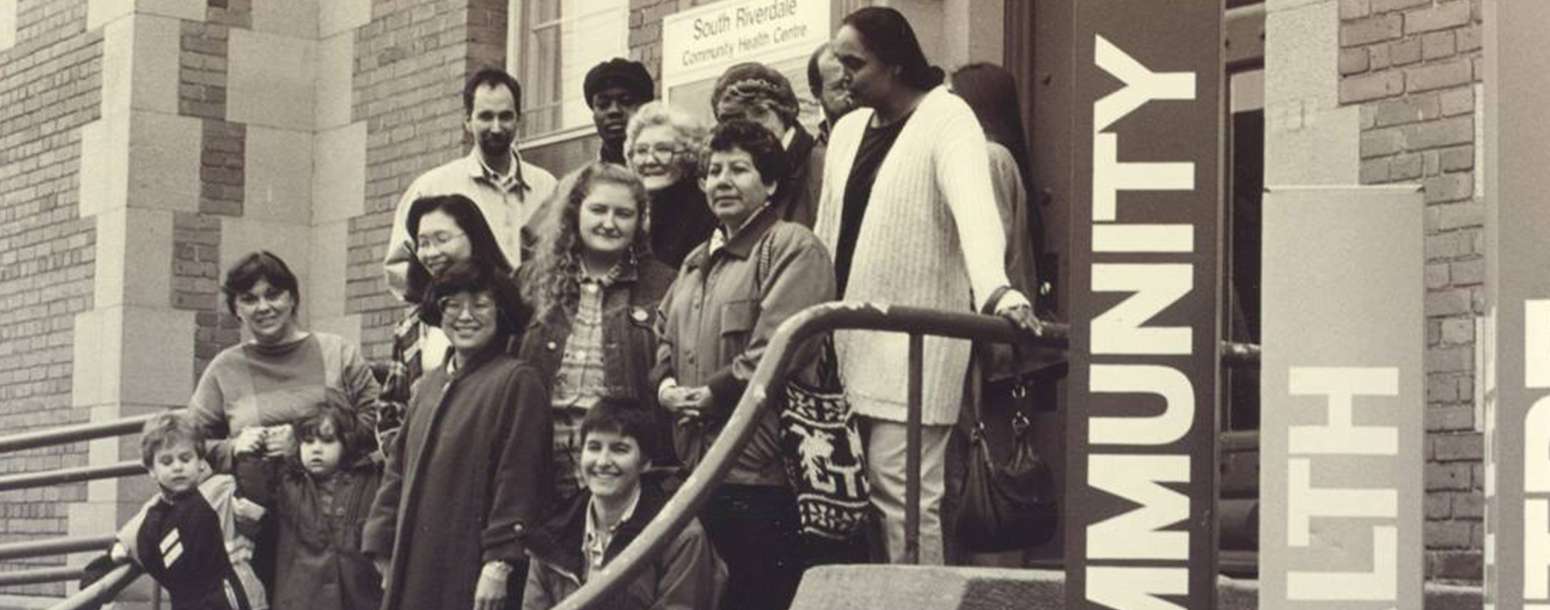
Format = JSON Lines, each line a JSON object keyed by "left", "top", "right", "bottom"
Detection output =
{"left": 651, "top": 210, "right": 835, "bottom": 486}
{"left": 362, "top": 348, "right": 553, "bottom": 610}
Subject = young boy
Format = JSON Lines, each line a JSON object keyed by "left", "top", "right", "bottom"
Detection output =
{"left": 521, "top": 398, "right": 726, "bottom": 610}
{"left": 239, "top": 395, "right": 383, "bottom": 610}
{"left": 112, "top": 412, "right": 268, "bottom": 610}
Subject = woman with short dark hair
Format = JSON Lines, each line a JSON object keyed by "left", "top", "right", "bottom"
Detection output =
{"left": 655, "top": 119, "right": 835, "bottom": 610}
{"left": 364, "top": 259, "right": 552, "bottom": 610}
{"left": 815, "top": 6, "right": 1042, "bottom": 566}
{"left": 190, "top": 250, "right": 380, "bottom": 475}
{"left": 188, "top": 250, "right": 382, "bottom": 594}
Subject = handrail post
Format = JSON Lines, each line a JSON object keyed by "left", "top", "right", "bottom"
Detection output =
{"left": 905, "top": 332, "right": 923, "bottom": 565}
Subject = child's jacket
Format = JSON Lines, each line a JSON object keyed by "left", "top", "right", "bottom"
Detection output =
{"left": 117, "top": 474, "right": 268, "bottom": 610}
{"left": 243, "top": 458, "right": 383, "bottom": 610}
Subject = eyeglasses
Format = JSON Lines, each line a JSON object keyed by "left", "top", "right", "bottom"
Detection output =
{"left": 436, "top": 295, "right": 496, "bottom": 319}
{"left": 416, "top": 231, "right": 466, "bottom": 251}
{"left": 628, "top": 144, "right": 682, "bottom": 164}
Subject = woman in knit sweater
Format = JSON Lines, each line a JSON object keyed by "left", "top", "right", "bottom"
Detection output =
{"left": 815, "top": 7, "right": 1042, "bottom": 566}
{"left": 188, "top": 251, "right": 381, "bottom": 590}
{"left": 624, "top": 101, "right": 718, "bottom": 270}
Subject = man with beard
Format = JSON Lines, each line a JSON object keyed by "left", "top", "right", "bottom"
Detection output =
{"left": 805, "top": 43, "right": 857, "bottom": 145}
{"left": 383, "top": 68, "right": 558, "bottom": 299}
{"left": 584, "top": 59, "right": 653, "bottom": 166}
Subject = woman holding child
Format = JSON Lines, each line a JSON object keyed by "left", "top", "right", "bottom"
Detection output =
{"left": 363, "top": 259, "right": 552, "bottom": 610}
{"left": 188, "top": 251, "right": 381, "bottom": 593}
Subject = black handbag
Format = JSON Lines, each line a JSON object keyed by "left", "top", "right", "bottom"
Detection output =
{"left": 778, "top": 336, "right": 871, "bottom": 540}
{"left": 954, "top": 290, "right": 1060, "bottom": 552}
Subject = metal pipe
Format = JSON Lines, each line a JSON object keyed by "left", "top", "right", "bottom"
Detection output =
{"left": 904, "top": 333, "right": 923, "bottom": 565}
{"left": 47, "top": 563, "right": 140, "bottom": 610}
{"left": 0, "top": 461, "right": 144, "bottom": 493}
{"left": 0, "top": 535, "right": 115, "bottom": 562}
{"left": 552, "top": 302, "right": 1063, "bottom": 610}
{"left": 551, "top": 301, "right": 1259, "bottom": 610}
{"left": 0, "top": 413, "right": 163, "bottom": 455}
{"left": 0, "top": 566, "right": 83, "bottom": 587}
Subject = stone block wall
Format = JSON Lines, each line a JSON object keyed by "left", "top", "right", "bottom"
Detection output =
{"left": 1338, "top": 0, "right": 1484, "bottom": 584}
{"left": 0, "top": 0, "right": 101, "bottom": 598}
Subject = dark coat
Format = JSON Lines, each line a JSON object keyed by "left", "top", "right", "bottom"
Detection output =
{"left": 648, "top": 180, "right": 718, "bottom": 270}
{"left": 244, "top": 460, "right": 382, "bottom": 610}
{"left": 772, "top": 124, "right": 825, "bottom": 229}
{"left": 362, "top": 348, "right": 553, "bottom": 610}
{"left": 519, "top": 480, "right": 724, "bottom": 610}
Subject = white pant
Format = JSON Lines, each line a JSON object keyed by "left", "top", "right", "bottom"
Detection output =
{"left": 864, "top": 417, "right": 951, "bottom": 565}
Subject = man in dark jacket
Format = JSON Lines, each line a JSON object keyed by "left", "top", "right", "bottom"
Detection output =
{"left": 710, "top": 62, "right": 825, "bottom": 229}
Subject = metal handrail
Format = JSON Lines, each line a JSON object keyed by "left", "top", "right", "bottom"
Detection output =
{"left": 0, "top": 567, "right": 86, "bottom": 587}
{"left": 554, "top": 302, "right": 1067, "bottom": 610}
{"left": 50, "top": 563, "right": 141, "bottom": 610}
{"left": 0, "top": 536, "right": 116, "bottom": 562}
{"left": 0, "top": 461, "right": 143, "bottom": 494}
{"left": 0, "top": 413, "right": 161, "bottom": 455}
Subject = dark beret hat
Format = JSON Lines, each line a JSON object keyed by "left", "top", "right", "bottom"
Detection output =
{"left": 711, "top": 61, "right": 799, "bottom": 113}
{"left": 584, "top": 58, "right": 654, "bottom": 108}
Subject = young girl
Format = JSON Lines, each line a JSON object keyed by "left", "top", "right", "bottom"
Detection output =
{"left": 241, "top": 392, "right": 383, "bottom": 610}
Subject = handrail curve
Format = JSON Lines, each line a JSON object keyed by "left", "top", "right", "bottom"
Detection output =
{"left": 553, "top": 302, "right": 1064, "bottom": 610}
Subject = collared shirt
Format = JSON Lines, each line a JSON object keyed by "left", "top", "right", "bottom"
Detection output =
{"left": 383, "top": 148, "right": 559, "bottom": 299}
{"left": 476, "top": 149, "right": 525, "bottom": 193}
{"left": 708, "top": 204, "right": 773, "bottom": 259}
{"left": 583, "top": 486, "right": 641, "bottom": 580}
{"left": 551, "top": 265, "right": 620, "bottom": 494}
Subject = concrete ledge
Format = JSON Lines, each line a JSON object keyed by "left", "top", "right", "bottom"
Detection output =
{"left": 790, "top": 566, "right": 1482, "bottom": 610}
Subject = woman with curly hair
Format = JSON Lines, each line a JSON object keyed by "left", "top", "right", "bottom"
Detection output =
{"left": 519, "top": 163, "right": 677, "bottom": 503}
{"left": 624, "top": 101, "right": 717, "bottom": 269}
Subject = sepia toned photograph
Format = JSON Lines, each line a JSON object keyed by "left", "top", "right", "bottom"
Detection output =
{"left": 0, "top": 0, "right": 1531, "bottom": 608}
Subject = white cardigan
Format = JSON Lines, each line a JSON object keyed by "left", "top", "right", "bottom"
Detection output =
{"left": 814, "top": 86, "right": 1012, "bottom": 425}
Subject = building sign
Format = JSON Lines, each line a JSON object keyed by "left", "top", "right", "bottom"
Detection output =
{"left": 659, "top": 0, "right": 830, "bottom": 127}
{"left": 1065, "top": 2, "right": 1222, "bottom": 609}
{"left": 1260, "top": 187, "right": 1425, "bottom": 610}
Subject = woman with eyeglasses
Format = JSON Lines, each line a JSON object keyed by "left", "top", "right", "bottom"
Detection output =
{"left": 518, "top": 163, "right": 678, "bottom": 503}
{"left": 623, "top": 101, "right": 718, "bottom": 269}
{"left": 364, "top": 259, "right": 552, "bottom": 610}
{"left": 188, "top": 250, "right": 382, "bottom": 594}
{"left": 375, "top": 195, "right": 534, "bottom": 455}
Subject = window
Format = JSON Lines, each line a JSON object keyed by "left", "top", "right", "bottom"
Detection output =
{"left": 514, "top": 0, "right": 630, "bottom": 139}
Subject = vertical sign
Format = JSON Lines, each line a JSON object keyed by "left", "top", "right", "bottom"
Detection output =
{"left": 1260, "top": 186, "right": 1425, "bottom": 609}
{"left": 1065, "top": 2, "right": 1222, "bottom": 609}
{"left": 1483, "top": 3, "right": 1550, "bottom": 608}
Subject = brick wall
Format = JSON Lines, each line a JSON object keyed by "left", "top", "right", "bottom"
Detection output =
{"left": 349, "top": 0, "right": 510, "bottom": 359}
{"left": 1339, "top": 0, "right": 1483, "bottom": 584}
{"left": 0, "top": 0, "right": 101, "bottom": 596}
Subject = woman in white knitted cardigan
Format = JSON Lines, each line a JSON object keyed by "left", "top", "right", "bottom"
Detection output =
{"left": 815, "top": 7, "right": 1042, "bottom": 566}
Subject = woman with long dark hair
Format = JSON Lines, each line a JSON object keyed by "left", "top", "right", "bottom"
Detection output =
{"left": 814, "top": 7, "right": 1042, "bottom": 566}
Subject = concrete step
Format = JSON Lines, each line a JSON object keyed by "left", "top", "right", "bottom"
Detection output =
{"left": 790, "top": 566, "right": 1482, "bottom": 610}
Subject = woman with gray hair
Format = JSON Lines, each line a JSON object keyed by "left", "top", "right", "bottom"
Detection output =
{"left": 624, "top": 101, "right": 717, "bottom": 269}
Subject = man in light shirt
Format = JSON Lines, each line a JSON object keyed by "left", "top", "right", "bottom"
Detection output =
{"left": 382, "top": 68, "right": 558, "bottom": 300}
